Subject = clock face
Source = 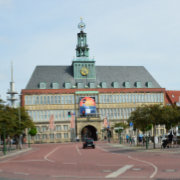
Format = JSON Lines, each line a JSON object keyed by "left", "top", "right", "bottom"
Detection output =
{"left": 80, "top": 67, "right": 89, "bottom": 76}
{"left": 78, "top": 22, "right": 86, "bottom": 31}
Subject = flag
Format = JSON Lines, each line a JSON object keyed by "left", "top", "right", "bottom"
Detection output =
{"left": 103, "top": 116, "right": 109, "bottom": 128}
{"left": 49, "top": 114, "right": 55, "bottom": 130}
{"left": 70, "top": 113, "right": 75, "bottom": 129}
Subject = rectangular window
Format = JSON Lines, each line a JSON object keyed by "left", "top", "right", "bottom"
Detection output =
{"left": 47, "top": 96, "right": 50, "bottom": 104}
{"left": 103, "top": 95, "right": 106, "bottom": 103}
{"left": 32, "top": 96, "right": 36, "bottom": 105}
{"left": 64, "top": 133, "right": 69, "bottom": 139}
{"left": 44, "top": 96, "right": 47, "bottom": 104}
{"left": 50, "top": 96, "right": 54, "bottom": 104}
{"left": 64, "top": 96, "right": 67, "bottom": 104}
{"left": 119, "top": 94, "right": 122, "bottom": 103}
{"left": 63, "top": 125, "right": 68, "bottom": 131}
{"left": 25, "top": 96, "right": 28, "bottom": 105}
{"left": 122, "top": 94, "right": 125, "bottom": 103}
{"left": 42, "top": 126, "right": 47, "bottom": 132}
{"left": 56, "top": 125, "right": 61, "bottom": 131}
{"left": 57, "top": 95, "right": 60, "bottom": 104}
{"left": 42, "top": 134, "right": 47, "bottom": 139}
{"left": 50, "top": 134, "right": 54, "bottom": 140}
{"left": 126, "top": 94, "right": 129, "bottom": 103}
{"left": 56, "top": 133, "right": 61, "bottom": 139}
{"left": 112, "top": 95, "right": 116, "bottom": 103}
{"left": 99, "top": 95, "right": 102, "bottom": 103}
{"left": 35, "top": 134, "right": 40, "bottom": 141}
{"left": 61, "top": 96, "right": 64, "bottom": 104}
{"left": 142, "top": 94, "right": 145, "bottom": 102}
{"left": 116, "top": 95, "right": 119, "bottom": 103}
{"left": 160, "top": 93, "right": 164, "bottom": 103}
{"left": 40, "top": 96, "right": 43, "bottom": 104}
{"left": 36, "top": 96, "right": 39, "bottom": 104}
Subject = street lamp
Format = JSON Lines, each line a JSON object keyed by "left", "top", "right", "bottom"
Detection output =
{"left": 18, "top": 94, "right": 22, "bottom": 149}
{"left": 0, "top": 100, "right": 7, "bottom": 155}
{"left": 3, "top": 124, "right": 7, "bottom": 155}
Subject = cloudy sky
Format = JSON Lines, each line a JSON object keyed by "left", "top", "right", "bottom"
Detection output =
{"left": 0, "top": 0, "right": 180, "bottom": 102}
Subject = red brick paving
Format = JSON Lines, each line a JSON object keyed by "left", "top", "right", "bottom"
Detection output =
{"left": 0, "top": 142, "right": 180, "bottom": 179}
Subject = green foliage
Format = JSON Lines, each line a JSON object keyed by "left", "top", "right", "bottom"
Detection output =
{"left": 128, "top": 104, "right": 180, "bottom": 132}
{"left": 114, "top": 122, "right": 128, "bottom": 129}
{"left": 0, "top": 99, "right": 35, "bottom": 137}
{"left": 28, "top": 127, "right": 37, "bottom": 136}
{"left": 114, "top": 122, "right": 128, "bottom": 133}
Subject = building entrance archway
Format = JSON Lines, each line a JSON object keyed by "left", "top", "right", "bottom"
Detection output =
{"left": 81, "top": 125, "right": 97, "bottom": 141}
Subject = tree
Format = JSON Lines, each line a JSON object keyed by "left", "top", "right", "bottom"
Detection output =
{"left": 28, "top": 127, "right": 37, "bottom": 136}
{"left": 113, "top": 122, "right": 128, "bottom": 144}
{"left": 0, "top": 99, "right": 35, "bottom": 149}
{"left": 128, "top": 104, "right": 164, "bottom": 148}
{"left": 128, "top": 104, "right": 180, "bottom": 149}
{"left": 161, "top": 105, "right": 180, "bottom": 131}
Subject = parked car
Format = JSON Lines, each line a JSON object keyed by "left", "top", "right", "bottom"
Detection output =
{"left": 83, "top": 138, "right": 95, "bottom": 149}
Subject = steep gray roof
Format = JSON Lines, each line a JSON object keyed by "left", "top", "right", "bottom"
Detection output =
{"left": 25, "top": 65, "right": 161, "bottom": 89}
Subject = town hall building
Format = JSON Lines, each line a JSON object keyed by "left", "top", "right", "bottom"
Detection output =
{"left": 21, "top": 19, "right": 165, "bottom": 143}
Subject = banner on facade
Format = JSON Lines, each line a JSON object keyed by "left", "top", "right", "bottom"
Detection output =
{"left": 49, "top": 114, "right": 55, "bottom": 130}
{"left": 70, "top": 113, "right": 75, "bottom": 129}
{"left": 103, "top": 116, "right": 110, "bottom": 128}
{"left": 79, "top": 97, "right": 96, "bottom": 116}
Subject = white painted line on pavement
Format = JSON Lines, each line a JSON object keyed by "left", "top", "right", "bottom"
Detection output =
{"left": 44, "top": 146, "right": 60, "bottom": 163}
{"left": 7, "top": 159, "right": 45, "bottom": 163}
{"left": 63, "top": 162, "right": 77, "bottom": 165}
{"left": 128, "top": 155, "right": 158, "bottom": 179}
{"left": 96, "top": 145, "right": 109, "bottom": 152}
{"left": 76, "top": 144, "right": 82, "bottom": 156}
{"left": 105, "top": 165, "right": 134, "bottom": 178}
{"left": 14, "top": 172, "right": 29, "bottom": 176}
{"left": 97, "top": 164, "right": 123, "bottom": 167}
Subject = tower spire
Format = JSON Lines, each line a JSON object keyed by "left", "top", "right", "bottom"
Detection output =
{"left": 11, "top": 61, "right": 13, "bottom": 82}
{"left": 7, "top": 61, "right": 18, "bottom": 107}
{"left": 76, "top": 18, "right": 89, "bottom": 58}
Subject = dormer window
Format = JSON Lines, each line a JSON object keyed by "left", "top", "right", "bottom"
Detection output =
{"left": 39, "top": 82, "right": 46, "bottom": 89}
{"left": 65, "top": 83, "right": 71, "bottom": 89}
{"left": 124, "top": 81, "right": 130, "bottom": 88}
{"left": 52, "top": 83, "right": 59, "bottom": 89}
{"left": 101, "top": 82, "right": 107, "bottom": 88}
{"left": 146, "top": 81, "right": 153, "bottom": 88}
{"left": 77, "top": 83, "right": 84, "bottom": 89}
{"left": 113, "top": 82, "right": 119, "bottom": 88}
{"left": 135, "top": 81, "right": 141, "bottom": 88}
{"left": 89, "top": 82, "right": 95, "bottom": 88}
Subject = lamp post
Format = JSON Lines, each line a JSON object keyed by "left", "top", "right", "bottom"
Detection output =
{"left": 0, "top": 100, "right": 7, "bottom": 155}
{"left": 3, "top": 125, "right": 7, "bottom": 155}
{"left": 18, "top": 94, "right": 22, "bottom": 149}
{"left": 27, "top": 128, "right": 30, "bottom": 148}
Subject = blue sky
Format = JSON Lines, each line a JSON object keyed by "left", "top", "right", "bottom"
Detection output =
{"left": 0, "top": 0, "right": 180, "bottom": 102}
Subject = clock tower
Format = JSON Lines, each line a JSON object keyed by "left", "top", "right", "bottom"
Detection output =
{"left": 73, "top": 18, "right": 96, "bottom": 79}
